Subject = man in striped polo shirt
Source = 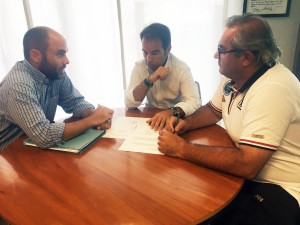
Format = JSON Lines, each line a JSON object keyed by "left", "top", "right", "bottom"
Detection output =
{"left": 158, "top": 14, "right": 300, "bottom": 225}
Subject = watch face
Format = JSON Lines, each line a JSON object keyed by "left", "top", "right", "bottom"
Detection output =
{"left": 171, "top": 107, "right": 179, "bottom": 117}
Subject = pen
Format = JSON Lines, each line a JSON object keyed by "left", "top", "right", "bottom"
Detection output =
{"left": 175, "top": 114, "right": 180, "bottom": 128}
{"left": 170, "top": 107, "right": 180, "bottom": 130}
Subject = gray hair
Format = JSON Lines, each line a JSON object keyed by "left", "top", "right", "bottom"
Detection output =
{"left": 226, "top": 13, "right": 281, "bottom": 66}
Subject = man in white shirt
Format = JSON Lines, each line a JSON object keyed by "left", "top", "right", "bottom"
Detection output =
{"left": 158, "top": 14, "right": 300, "bottom": 225}
{"left": 125, "top": 23, "right": 201, "bottom": 130}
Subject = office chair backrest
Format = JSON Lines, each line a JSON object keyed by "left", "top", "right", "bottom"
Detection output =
{"left": 195, "top": 81, "right": 202, "bottom": 103}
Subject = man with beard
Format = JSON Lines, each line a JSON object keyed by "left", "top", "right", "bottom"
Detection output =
{"left": 124, "top": 23, "right": 201, "bottom": 131}
{"left": 0, "top": 26, "right": 114, "bottom": 151}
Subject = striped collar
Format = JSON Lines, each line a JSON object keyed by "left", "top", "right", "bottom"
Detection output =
{"left": 230, "top": 64, "right": 272, "bottom": 93}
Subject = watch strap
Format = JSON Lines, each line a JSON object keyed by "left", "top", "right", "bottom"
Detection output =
{"left": 144, "top": 78, "right": 154, "bottom": 88}
{"left": 170, "top": 107, "right": 180, "bottom": 117}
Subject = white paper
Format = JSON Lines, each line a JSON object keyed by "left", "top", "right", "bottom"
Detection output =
{"left": 104, "top": 117, "right": 149, "bottom": 139}
{"left": 104, "top": 117, "right": 161, "bottom": 154}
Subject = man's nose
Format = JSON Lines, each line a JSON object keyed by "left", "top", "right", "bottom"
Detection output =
{"left": 63, "top": 56, "right": 70, "bottom": 64}
{"left": 214, "top": 52, "right": 219, "bottom": 59}
{"left": 146, "top": 54, "right": 152, "bottom": 62}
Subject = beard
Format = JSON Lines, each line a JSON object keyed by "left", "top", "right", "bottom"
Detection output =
{"left": 147, "top": 63, "right": 159, "bottom": 72}
{"left": 147, "top": 54, "right": 168, "bottom": 72}
{"left": 39, "top": 56, "right": 64, "bottom": 80}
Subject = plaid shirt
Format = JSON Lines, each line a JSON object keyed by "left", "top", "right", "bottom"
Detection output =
{"left": 0, "top": 60, "right": 94, "bottom": 150}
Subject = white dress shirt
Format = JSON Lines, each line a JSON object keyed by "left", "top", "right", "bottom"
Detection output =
{"left": 124, "top": 53, "right": 201, "bottom": 116}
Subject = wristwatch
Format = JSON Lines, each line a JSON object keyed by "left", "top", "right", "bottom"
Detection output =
{"left": 170, "top": 107, "right": 180, "bottom": 118}
{"left": 144, "top": 78, "right": 154, "bottom": 88}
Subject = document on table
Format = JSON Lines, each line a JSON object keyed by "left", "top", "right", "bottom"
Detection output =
{"left": 103, "top": 117, "right": 162, "bottom": 155}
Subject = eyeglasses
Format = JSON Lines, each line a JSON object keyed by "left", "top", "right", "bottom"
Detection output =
{"left": 217, "top": 45, "right": 242, "bottom": 58}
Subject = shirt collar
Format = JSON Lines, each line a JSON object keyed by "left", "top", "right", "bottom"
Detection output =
{"left": 24, "top": 59, "right": 50, "bottom": 84}
{"left": 230, "top": 64, "right": 271, "bottom": 93}
{"left": 164, "top": 53, "right": 172, "bottom": 68}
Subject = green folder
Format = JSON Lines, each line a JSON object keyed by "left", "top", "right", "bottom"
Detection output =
{"left": 23, "top": 129, "right": 106, "bottom": 154}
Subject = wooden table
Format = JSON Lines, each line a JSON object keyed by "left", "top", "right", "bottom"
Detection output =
{"left": 0, "top": 107, "right": 244, "bottom": 225}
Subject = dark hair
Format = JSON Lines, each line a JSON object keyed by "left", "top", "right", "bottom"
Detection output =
{"left": 23, "top": 26, "right": 49, "bottom": 60}
{"left": 140, "top": 23, "right": 171, "bottom": 51}
{"left": 226, "top": 13, "right": 281, "bottom": 66}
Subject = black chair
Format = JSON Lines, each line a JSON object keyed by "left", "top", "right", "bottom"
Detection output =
{"left": 0, "top": 218, "right": 9, "bottom": 225}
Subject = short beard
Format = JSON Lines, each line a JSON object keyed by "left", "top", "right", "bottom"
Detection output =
{"left": 39, "top": 54, "right": 59, "bottom": 80}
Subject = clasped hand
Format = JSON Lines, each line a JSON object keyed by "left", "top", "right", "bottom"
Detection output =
{"left": 157, "top": 117, "right": 187, "bottom": 157}
{"left": 149, "top": 66, "right": 170, "bottom": 82}
{"left": 91, "top": 105, "right": 114, "bottom": 130}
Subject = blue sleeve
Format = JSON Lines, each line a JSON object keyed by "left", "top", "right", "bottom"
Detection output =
{"left": 58, "top": 75, "right": 95, "bottom": 118}
{"left": 8, "top": 78, "right": 65, "bottom": 149}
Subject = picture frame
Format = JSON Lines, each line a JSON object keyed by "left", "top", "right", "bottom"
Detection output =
{"left": 293, "top": 24, "right": 300, "bottom": 81}
{"left": 243, "top": 0, "right": 291, "bottom": 17}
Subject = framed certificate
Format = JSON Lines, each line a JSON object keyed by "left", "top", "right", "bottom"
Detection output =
{"left": 243, "top": 0, "right": 291, "bottom": 17}
{"left": 293, "top": 24, "right": 300, "bottom": 81}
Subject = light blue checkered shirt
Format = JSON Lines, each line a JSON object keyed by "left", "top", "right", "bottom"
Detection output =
{"left": 0, "top": 60, "right": 94, "bottom": 150}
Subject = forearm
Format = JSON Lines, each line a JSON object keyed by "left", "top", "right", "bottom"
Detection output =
{"left": 62, "top": 108, "right": 96, "bottom": 140}
{"left": 132, "top": 65, "right": 166, "bottom": 102}
{"left": 186, "top": 103, "right": 221, "bottom": 130}
{"left": 180, "top": 142, "right": 256, "bottom": 179}
{"left": 62, "top": 116, "right": 96, "bottom": 141}
{"left": 80, "top": 108, "right": 94, "bottom": 118}
{"left": 159, "top": 130, "right": 254, "bottom": 178}
{"left": 133, "top": 80, "right": 150, "bottom": 102}
{"left": 63, "top": 105, "right": 114, "bottom": 140}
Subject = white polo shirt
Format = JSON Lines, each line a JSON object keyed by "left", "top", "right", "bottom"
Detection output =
{"left": 210, "top": 63, "right": 300, "bottom": 205}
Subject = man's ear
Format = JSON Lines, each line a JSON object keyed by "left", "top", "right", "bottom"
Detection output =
{"left": 241, "top": 51, "right": 255, "bottom": 66}
{"left": 166, "top": 45, "right": 172, "bottom": 55}
{"left": 29, "top": 49, "right": 42, "bottom": 64}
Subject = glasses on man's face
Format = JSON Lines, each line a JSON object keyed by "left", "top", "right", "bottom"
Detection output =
{"left": 217, "top": 45, "right": 241, "bottom": 58}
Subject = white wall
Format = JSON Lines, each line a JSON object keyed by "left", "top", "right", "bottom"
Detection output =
{"left": 267, "top": 0, "right": 300, "bottom": 71}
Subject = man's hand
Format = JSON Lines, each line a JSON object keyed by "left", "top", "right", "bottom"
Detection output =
{"left": 149, "top": 66, "right": 170, "bottom": 83}
{"left": 166, "top": 116, "right": 188, "bottom": 134}
{"left": 89, "top": 105, "right": 114, "bottom": 130}
{"left": 146, "top": 109, "right": 172, "bottom": 131}
{"left": 63, "top": 105, "right": 113, "bottom": 141}
{"left": 158, "top": 130, "right": 186, "bottom": 157}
